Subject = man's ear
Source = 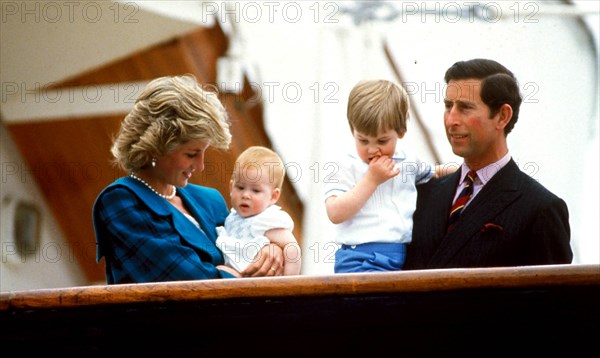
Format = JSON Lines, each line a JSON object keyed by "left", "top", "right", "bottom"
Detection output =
{"left": 496, "top": 103, "right": 513, "bottom": 130}
{"left": 271, "top": 187, "right": 281, "bottom": 204}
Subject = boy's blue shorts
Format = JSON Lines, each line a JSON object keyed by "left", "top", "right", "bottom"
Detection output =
{"left": 334, "top": 242, "right": 407, "bottom": 273}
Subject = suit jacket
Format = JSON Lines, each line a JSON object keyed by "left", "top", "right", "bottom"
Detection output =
{"left": 93, "top": 176, "right": 234, "bottom": 284}
{"left": 404, "top": 159, "right": 572, "bottom": 269}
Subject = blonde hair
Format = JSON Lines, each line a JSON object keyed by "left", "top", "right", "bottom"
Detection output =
{"left": 346, "top": 79, "right": 409, "bottom": 137}
{"left": 232, "top": 146, "right": 286, "bottom": 190}
{"left": 111, "top": 74, "right": 231, "bottom": 172}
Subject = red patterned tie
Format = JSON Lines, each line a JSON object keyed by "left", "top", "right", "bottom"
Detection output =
{"left": 447, "top": 170, "right": 477, "bottom": 232}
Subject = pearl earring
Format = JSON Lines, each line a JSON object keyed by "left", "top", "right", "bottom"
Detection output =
{"left": 151, "top": 158, "right": 157, "bottom": 168}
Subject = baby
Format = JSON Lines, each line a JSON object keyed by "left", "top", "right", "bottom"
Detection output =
{"left": 216, "top": 146, "right": 301, "bottom": 276}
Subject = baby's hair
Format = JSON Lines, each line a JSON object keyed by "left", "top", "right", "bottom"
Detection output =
{"left": 346, "top": 79, "right": 409, "bottom": 137}
{"left": 233, "top": 146, "right": 285, "bottom": 190}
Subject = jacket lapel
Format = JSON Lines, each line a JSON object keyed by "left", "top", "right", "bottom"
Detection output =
{"left": 428, "top": 160, "right": 522, "bottom": 266}
{"left": 121, "top": 178, "right": 216, "bottom": 252}
{"left": 426, "top": 172, "right": 461, "bottom": 245}
{"left": 177, "top": 188, "right": 214, "bottom": 240}
{"left": 174, "top": 187, "right": 222, "bottom": 256}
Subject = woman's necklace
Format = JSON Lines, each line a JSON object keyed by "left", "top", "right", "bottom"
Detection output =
{"left": 129, "top": 172, "right": 176, "bottom": 200}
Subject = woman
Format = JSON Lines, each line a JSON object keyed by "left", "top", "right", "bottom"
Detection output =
{"left": 93, "top": 74, "right": 284, "bottom": 284}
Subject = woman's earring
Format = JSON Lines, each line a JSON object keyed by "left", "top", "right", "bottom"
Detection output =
{"left": 151, "top": 158, "right": 157, "bottom": 168}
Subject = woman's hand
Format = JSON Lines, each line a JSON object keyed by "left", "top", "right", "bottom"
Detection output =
{"left": 217, "top": 265, "right": 242, "bottom": 278}
{"left": 241, "top": 243, "right": 284, "bottom": 277}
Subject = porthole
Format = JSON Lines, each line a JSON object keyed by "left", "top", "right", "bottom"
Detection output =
{"left": 14, "top": 201, "right": 41, "bottom": 255}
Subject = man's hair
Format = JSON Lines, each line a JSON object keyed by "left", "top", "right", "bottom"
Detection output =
{"left": 346, "top": 79, "right": 409, "bottom": 137}
{"left": 444, "top": 59, "right": 522, "bottom": 135}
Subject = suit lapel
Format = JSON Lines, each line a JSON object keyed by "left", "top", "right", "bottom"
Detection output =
{"left": 426, "top": 172, "right": 461, "bottom": 244}
{"left": 428, "top": 160, "right": 522, "bottom": 266}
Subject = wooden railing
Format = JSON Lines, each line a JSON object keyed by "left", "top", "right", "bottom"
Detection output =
{"left": 2, "top": 264, "right": 599, "bottom": 355}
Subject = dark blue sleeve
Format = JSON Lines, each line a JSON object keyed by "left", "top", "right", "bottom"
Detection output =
{"left": 93, "top": 186, "right": 233, "bottom": 284}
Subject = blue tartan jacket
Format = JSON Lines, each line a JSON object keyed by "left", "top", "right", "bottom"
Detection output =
{"left": 92, "top": 176, "right": 234, "bottom": 284}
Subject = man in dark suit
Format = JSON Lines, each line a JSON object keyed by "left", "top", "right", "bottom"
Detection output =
{"left": 404, "top": 59, "right": 573, "bottom": 269}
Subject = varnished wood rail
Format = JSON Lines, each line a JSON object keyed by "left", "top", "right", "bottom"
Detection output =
{"left": 2, "top": 264, "right": 599, "bottom": 355}
{"left": 2, "top": 264, "right": 598, "bottom": 310}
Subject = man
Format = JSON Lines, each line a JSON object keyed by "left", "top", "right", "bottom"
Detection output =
{"left": 404, "top": 59, "right": 572, "bottom": 269}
